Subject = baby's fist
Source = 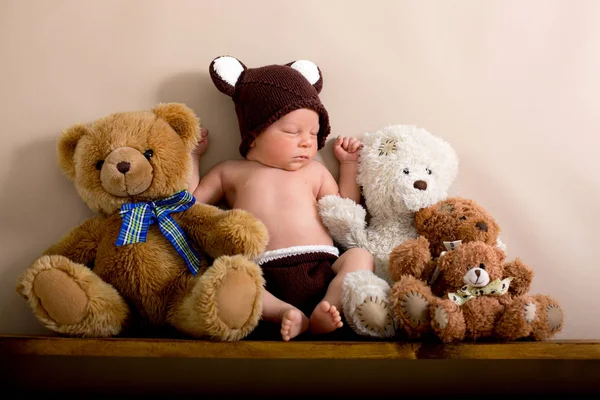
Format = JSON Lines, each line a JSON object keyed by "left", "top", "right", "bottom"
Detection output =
{"left": 334, "top": 136, "right": 362, "bottom": 163}
{"left": 192, "top": 127, "right": 210, "bottom": 156}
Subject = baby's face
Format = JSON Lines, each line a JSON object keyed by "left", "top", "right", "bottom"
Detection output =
{"left": 246, "top": 108, "right": 320, "bottom": 171}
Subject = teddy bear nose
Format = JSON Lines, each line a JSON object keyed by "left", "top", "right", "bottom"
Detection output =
{"left": 474, "top": 269, "right": 481, "bottom": 277}
{"left": 413, "top": 180, "right": 427, "bottom": 191}
{"left": 117, "top": 161, "right": 131, "bottom": 174}
{"left": 476, "top": 221, "right": 488, "bottom": 232}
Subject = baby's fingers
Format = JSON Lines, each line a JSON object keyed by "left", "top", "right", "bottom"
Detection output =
{"left": 349, "top": 139, "right": 362, "bottom": 153}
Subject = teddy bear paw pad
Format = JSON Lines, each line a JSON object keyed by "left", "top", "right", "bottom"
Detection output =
{"left": 433, "top": 305, "right": 449, "bottom": 329}
{"left": 356, "top": 296, "right": 395, "bottom": 337}
{"left": 546, "top": 304, "right": 563, "bottom": 331}
{"left": 401, "top": 291, "right": 429, "bottom": 327}
{"left": 33, "top": 269, "right": 89, "bottom": 325}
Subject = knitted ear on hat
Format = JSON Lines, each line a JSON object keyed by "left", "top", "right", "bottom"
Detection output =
{"left": 286, "top": 60, "right": 324, "bottom": 94}
{"left": 210, "top": 56, "right": 247, "bottom": 97}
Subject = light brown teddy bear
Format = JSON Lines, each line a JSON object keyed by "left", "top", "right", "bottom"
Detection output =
{"left": 16, "top": 103, "right": 269, "bottom": 341}
{"left": 389, "top": 197, "right": 503, "bottom": 298}
{"left": 392, "top": 241, "right": 564, "bottom": 342}
{"left": 388, "top": 197, "right": 563, "bottom": 342}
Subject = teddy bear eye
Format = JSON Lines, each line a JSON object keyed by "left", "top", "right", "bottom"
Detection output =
{"left": 459, "top": 216, "right": 467, "bottom": 220}
{"left": 426, "top": 168, "right": 432, "bottom": 175}
{"left": 479, "top": 263, "right": 486, "bottom": 270}
{"left": 143, "top": 149, "right": 154, "bottom": 159}
{"left": 403, "top": 168, "right": 410, "bottom": 175}
{"left": 95, "top": 160, "right": 104, "bottom": 170}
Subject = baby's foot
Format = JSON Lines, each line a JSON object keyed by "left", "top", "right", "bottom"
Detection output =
{"left": 309, "top": 301, "right": 344, "bottom": 335}
{"left": 280, "top": 308, "right": 309, "bottom": 341}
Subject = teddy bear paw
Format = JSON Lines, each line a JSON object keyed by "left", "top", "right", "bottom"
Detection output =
{"left": 545, "top": 303, "right": 563, "bottom": 331}
{"left": 524, "top": 302, "right": 537, "bottom": 323}
{"left": 341, "top": 270, "right": 394, "bottom": 338}
{"left": 430, "top": 299, "right": 465, "bottom": 342}
{"left": 433, "top": 305, "right": 449, "bottom": 330}
{"left": 400, "top": 291, "right": 430, "bottom": 328}
{"left": 17, "top": 255, "right": 129, "bottom": 337}
{"left": 355, "top": 296, "right": 395, "bottom": 338}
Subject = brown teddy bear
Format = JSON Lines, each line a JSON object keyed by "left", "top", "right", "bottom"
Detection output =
{"left": 391, "top": 241, "right": 563, "bottom": 342}
{"left": 388, "top": 197, "right": 503, "bottom": 296}
{"left": 16, "top": 103, "right": 269, "bottom": 341}
{"left": 388, "top": 197, "right": 563, "bottom": 341}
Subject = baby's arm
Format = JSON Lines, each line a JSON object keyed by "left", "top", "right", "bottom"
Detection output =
{"left": 192, "top": 163, "right": 225, "bottom": 205}
{"left": 187, "top": 128, "right": 209, "bottom": 194}
{"left": 316, "top": 137, "right": 362, "bottom": 202}
{"left": 334, "top": 136, "right": 362, "bottom": 202}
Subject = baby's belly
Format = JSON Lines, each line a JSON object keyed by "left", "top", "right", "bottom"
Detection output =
{"left": 257, "top": 212, "right": 334, "bottom": 251}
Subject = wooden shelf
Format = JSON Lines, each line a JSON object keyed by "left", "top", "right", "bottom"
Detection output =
{"left": 1, "top": 335, "right": 599, "bottom": 395}
{"left": 1, "top": 334, "right": 599, "bottom": 359}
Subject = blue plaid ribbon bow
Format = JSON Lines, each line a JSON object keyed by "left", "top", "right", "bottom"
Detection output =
{"left": 116, "top": 190, "right": 201, "bottom": 276}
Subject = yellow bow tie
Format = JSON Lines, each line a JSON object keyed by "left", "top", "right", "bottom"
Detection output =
{"left": 448, "top": 277, "right": 513, "bottom": 306}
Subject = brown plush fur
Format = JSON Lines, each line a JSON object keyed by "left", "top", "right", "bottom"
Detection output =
{"left": 389, "top": 197, "right": 501, "bottom": 286}
{"left": 392, "top": 241, "right": 564, "bottom": 343}
{"left": 16, "top": 103, "right": 269, "bottom": 340}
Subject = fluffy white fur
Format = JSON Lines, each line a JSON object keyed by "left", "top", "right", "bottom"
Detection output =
{"left": 319, "top": 124, "right": 459, "bottom": 337}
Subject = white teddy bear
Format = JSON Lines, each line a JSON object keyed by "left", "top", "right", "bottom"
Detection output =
{"left": 318, "top": 125, "right": 459, "bottom": 338}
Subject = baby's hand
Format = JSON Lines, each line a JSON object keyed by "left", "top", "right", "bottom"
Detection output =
{"left": 334, "top": 136, "right": 362, "bottom": 164}
{"left": 192, "top": 127, "right": 210, "bottom": 156}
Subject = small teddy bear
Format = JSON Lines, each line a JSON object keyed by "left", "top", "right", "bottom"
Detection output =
{"left": 388, "top": 198, "right": 564, "bottom": 342}
{"left": 16, "top": 103, "right": 269, "bottom": 341}
{"left": 388, "top": 196, "right": 505, "bottom": 298}
{"left": 318, "top": 125, "right": 459, "bottom": 338}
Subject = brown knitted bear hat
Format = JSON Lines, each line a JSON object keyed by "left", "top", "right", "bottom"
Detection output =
{"left": 209, "top": 56, "right": 331, "bottom": 157}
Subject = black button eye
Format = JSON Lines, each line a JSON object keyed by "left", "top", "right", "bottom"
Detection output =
{"left": 426, "top": 168, "right": 432, "bottom": 175}
{"left": 95, "top": 160, "right": 104, "bottom": 170}
{"left": 403, "top": 168, "right": 410, "bottom": 175}
{"left": 479, "top": 263, "right": 486, "bottom": 269}
{"left": 459, "top": 216, "right": 467, "bottom": 220}
{"left": 143, "top": 149, "right": 154, "bottom": 159}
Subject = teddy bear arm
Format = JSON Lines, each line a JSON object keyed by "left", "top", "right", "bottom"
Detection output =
{"left": 178, "top": 204, "right": 268, "bottom": 259}
{"left": 388, "top": 236, "right": 432, "bottom": 281}
{"left": 503, "top": 258, "right": 534, "bottom": 296}
{"left": 43, "top": 216, "right": 107, "bottom": 268}
{"left": 317, "top": 195, "right": 369, "bottom": 250}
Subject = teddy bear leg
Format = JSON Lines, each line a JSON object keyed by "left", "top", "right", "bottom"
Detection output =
{"left": 171, "top": 255, "right": 265, "bottom": 341}
{"left": 341, "top": 270, "right": 395, "bottom": 338}
{"left": 391, "top": 275, "right": 434, "bottom": 338}
{"left": 16, "top": 255, "right": 129, "bottom": 337}
{"left": 494, "top": 297, "right": 531, "bottom": 340}
{"left": 496, "top": 295, "right": 563, "bottom": 341}
{"left": 429, "top": 298, "right": 466, "bottom": 343}
{"left": 529, "top": 294, "right": 564, "bottom": 340}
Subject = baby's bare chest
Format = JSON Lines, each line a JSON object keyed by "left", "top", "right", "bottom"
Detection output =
{"left": 229, "top": 168, "right": 318, "bottom": 208}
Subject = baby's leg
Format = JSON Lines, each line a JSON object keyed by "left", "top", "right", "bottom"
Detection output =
{"left": 262, "top": 289, "right": 309, "bottom": 341}
{"left": 309, "top": 248, "right": 374, "bottom": 334}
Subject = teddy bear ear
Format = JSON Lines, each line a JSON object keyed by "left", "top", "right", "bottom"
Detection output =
{"left": 210, "top": 55, "right": 247, "bottom": 97}
{"left": 57, "top": 124, "right": 88, "bottom": 181}
{"left": 152, "top": 103, "right": 200, "bottom": 151}
{"left": 286, "top": 60, "right": 323, "bottom": 93}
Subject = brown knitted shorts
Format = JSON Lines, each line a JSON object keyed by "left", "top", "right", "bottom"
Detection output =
{"left": 259, "top": 250, "right": 338, "bottom": 316}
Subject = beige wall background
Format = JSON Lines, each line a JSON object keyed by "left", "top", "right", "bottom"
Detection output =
{"left": 1, "top": 0, "right": 598, "bottom": 339}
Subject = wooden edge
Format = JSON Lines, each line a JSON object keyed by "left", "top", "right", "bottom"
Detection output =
{"left": 0, "top": 335, "right": 420, "bottom": 359}
{"left": 416, "top": 341, "right": 600, "bottom": 359}
{"left": 2, "top": 335, "right": 600, "bottom": 360}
